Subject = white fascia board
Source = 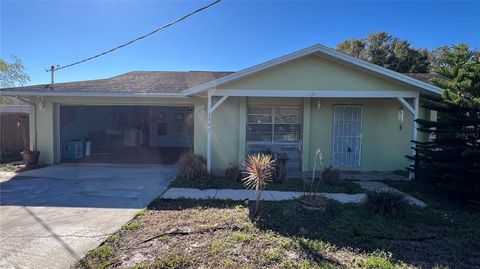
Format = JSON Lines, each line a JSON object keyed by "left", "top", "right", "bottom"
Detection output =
{"left": 0, "top": 90, "right": 188, "bottom": 98}
{"left": 211, "top": 89, "right": 419, "bottom": 98}
{"left": 184, "top": 44, "right": 443, "bottom": 97}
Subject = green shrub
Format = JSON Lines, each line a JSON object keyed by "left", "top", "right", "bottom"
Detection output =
{"left": 321, "top": 166, "right": 343, "bottom": 185}
{"left": 224, "top": 162, "right": 240, "bottom": 181}
{"left": 365, "top": 190, "right": 407, "bottom": 216}
{"left": 176, "top": 152, "right": 207, "bottom": 180}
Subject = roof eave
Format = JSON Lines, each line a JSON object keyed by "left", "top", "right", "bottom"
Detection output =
{"left": 0, "top": 89, "right": 188, "bottom": 98}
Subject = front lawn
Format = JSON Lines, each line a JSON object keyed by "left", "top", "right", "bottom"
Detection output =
{"left": 76, "top": 197, "right": 480, "bottom": 269}
{"left": 170, "top": 175, "right": 365, "bottom": 194}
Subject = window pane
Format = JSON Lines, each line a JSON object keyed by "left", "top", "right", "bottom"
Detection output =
{"left": 247, "top": 115, "right": 272, "bottom": 124}
{"left": 248, "top": 107, "right": 272, "bottom": 114}
{"left": 274, "top": 107, "right": 301, "bottom": 123}
{"left": 274, "top": 124, "right": 301, "bottom": 142}
{"left": 247, "top": 124, "right": 272, "bottom": 142}
{"left": 275, "top": 107, "right": 301, "bottom": 115}
{"left": 275, "top": 114, "right": 299, "bottom": 124}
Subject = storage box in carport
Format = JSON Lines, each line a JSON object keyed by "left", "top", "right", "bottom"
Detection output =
{"left": 63, "top": 140, "right": 83, "bottom": 160}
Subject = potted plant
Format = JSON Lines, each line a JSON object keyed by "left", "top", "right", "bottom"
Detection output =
{"left": 19, "top": 121, "right": 40, "bottom": 165}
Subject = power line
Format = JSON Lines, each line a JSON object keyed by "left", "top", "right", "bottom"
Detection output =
{"left": 48, "top": 0, "right": 222, "bottom": 73}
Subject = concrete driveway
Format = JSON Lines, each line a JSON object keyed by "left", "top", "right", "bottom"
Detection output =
{"left": 0, "top": 164, "right": 177, "bottom": 269}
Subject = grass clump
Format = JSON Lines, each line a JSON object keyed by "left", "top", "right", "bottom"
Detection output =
{"left": 365, "top": 190, "right": 407, "bottom": 216}
{"left": 105, "top": 234, "right": 117, "bottom": 243}
{"left": 362, "top": 251, "right": 396, "bottom": 269}
{"left": 76, "top": 245, "right": 115, "bottom": 269}
{"left": 264, "top": 248, "right": 282, "bottom": 263}
{"left": 122, "top": 218, "right": 141, "bottom": 231}
{"left": 232, "top": 232, "right": 254, "bottom": 243}
{"left": 154, "top": 254, "right": 190, "bottom": 269}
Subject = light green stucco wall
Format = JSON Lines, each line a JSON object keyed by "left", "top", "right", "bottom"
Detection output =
{"left": 220, "top": 54, "right": 415, "bottom": 92}
{"left": 308, "top": 98, "right": 413, "bottom": 171}
{"left": 204, "top": 96, "right": 414, "bottom": 172}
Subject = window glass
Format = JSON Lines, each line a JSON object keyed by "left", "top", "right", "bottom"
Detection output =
{"left": 247, "top": 106, "right": 301, "bottom": 143}
{"left": 247, "top": 115, "right": 272, "bottom": 124}
{"left": 247, "top": 124, "right": 273, "bottom": 142}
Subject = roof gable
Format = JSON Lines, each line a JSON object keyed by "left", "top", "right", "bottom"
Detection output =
{"left": 184, "top": 44, "right": 442, "bottom": 96}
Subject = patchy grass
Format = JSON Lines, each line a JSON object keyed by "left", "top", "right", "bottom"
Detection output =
{"left": 170, "top": 175, "right": 364, "bottom": 193}
{"left": 121, "top": 218, "right": 141, "bottom": 231}
{"left": 75, "top": 245, "right": 115, "bottom": 269}
{"left": 76, "top": 198, "right": 480, "bottom": 268}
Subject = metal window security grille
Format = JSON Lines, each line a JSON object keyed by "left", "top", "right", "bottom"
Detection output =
{"left": 332, "top": 105, "right": 362, "bottom": 167}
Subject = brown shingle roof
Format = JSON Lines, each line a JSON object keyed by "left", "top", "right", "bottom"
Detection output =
{"left": 2, "top": 71, "right": 234, "bottom": 94}
{"left": 2, "top": 71, "right": 438, "bottom": 94}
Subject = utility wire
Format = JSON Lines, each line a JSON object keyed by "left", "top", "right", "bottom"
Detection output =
{"left": 48, "top": 0, "right": 222, "bottom": 72}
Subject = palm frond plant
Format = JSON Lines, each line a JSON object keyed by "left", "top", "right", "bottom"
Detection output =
{"left": 242, "top": 153, "right": 275, "bottom": 215}
{"left": 308, "top": 148, "right": 324, "bottom": 196}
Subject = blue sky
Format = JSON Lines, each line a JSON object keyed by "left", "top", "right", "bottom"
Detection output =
{"left": 1, "top": 0, "right": 479, "bottom": 86}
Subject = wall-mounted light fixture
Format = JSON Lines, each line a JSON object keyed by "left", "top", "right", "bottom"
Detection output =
{"left": 398, "top": 107, "right": 404, "bottom": 130}
{"left": 38, "top": 97, "right": 46, "bottom": 112}
{"left": 315, "top": 100, "right": 322, "bottom": 110}
{"left": 398, "top": 107, "right": 404, "bottom": 122}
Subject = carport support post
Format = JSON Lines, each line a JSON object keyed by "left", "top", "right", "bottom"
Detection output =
{"left": 207, "top": 93, "right": 229, "bottom": 173}
{"left": 409, "top": 96, "right": 419, "bottom": 180}
{"left": 207, "top": 92, "right": 212, "bottom": 172}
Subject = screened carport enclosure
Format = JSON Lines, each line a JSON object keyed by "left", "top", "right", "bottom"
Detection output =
{"left": 59, "top": 105, "right": 194, "bottom": 165}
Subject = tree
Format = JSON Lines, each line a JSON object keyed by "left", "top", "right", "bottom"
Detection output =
{"left": 336, "top": 32, "right": 431, "bottom": 73}
{"left": 0, "top": 56, "right": 30, "bottom": 104}
{"left": 410, "top": 44, "right": 480, "bottom": 204}
{"left": 430, "top": 44, "right": 480, "bottom": 105}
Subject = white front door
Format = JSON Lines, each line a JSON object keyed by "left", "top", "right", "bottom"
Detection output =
{"left": 332, "top": 105, "right": 362, "bottom": 167}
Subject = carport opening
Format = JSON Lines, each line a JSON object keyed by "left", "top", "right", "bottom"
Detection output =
{"left": 59, "top": 105, "right": 193, "bottom": 165}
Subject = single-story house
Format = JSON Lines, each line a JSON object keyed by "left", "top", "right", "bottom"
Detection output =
{"left": 0, "top": 44, "right": 442, "bottom": 177}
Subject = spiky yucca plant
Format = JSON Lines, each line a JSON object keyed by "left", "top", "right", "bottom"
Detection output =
{"left": 242, "top": 153, "right": 275, "bottom": 214}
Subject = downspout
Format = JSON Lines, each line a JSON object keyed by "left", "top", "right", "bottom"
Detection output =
{"left": 17, "top": 96, "right": 38, "bottom": 151}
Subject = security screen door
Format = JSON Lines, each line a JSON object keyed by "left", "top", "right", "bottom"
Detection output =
{"left": 332, "top": 105, "right": 362, "bottom": 167}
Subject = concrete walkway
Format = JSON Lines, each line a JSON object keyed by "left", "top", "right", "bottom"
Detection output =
{"left": 161, "top": 185, "right": 427, "bottom": 207}
{"left": 354, "top": 181, "right": 427, "bottom": 207}
{"left": 162, "top": 188, "right": 366, "bottom": 203}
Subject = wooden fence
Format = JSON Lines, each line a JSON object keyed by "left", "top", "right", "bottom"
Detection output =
{"left": 0, "top": 112, "right": 29, "bottom": 159}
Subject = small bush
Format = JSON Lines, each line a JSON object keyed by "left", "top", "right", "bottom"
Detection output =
{"left": 365, "top": 190, "right": 407, "bottom": 216}
{"left": 224, "top": 163, "right": 240, "bottom": 181}
{"left": 321, "top": 166, "right": 342, "bottom": 185}
{"left": 176, "top": 152, "right": 207, "bottom": 180}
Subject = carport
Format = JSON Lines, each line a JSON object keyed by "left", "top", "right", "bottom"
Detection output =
{"left": 59, "top": 105, "right": 194, "bottom": 165}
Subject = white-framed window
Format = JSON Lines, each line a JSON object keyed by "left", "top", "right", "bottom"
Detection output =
{"left": 247, "top": 106, "right": 302, "bottom": 143}
{"left": 332, "top": 105, "right": 362, "bottom": 167}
